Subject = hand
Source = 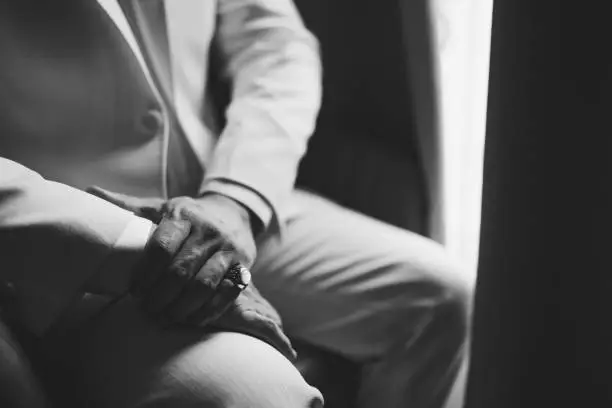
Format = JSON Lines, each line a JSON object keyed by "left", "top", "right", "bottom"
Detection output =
{"left": 211, "top": 284, "right": 297, "bottom": 361}
{"left": 87, "top": 187, "right": 257, "bottom": 325}
{"left": 88, "top": 187, "right": 296, "bottom": 360}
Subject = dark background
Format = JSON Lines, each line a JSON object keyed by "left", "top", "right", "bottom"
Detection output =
{"left": 465, "top": 1, "right": 612, "bottom": 407}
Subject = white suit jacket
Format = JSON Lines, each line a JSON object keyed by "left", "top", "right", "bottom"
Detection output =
{"left": 0, "top": 0, "right": 321, "bottom": 335}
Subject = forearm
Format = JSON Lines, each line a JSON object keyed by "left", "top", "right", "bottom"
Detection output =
{"left": 0, "top": 158, "right": 152, "bottom": 334}
{"left": 203, "top": 0, "right": 323, "bottom": 231}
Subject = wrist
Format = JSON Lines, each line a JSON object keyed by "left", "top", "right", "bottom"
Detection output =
{"left": 85, "top": 216, "right": 153, "bottom": 295}
{"left": 197, "top": 193, "right": 262, "bottom": 237}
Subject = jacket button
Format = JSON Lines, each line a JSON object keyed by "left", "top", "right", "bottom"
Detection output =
{"left": 139, "top": 108, "right": 165, "bottom": 136}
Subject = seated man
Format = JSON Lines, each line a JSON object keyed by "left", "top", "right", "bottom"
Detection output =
{"left": 0, "top": 0, "right": 471, "bottom": 407}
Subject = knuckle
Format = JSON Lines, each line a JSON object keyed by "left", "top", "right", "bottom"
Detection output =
{"left": 147, "top": 238, "right": 174, "bottom": 260}
{"left": 213, "top": 253, "right": 233, "bottom": 271}
{"left": 171, "top": 260, "right": 197, "bottom": 278}
{"left": 200, "top": 225, "right": 222, "bottom": 241}
{"left": 220, "top": 239, "right": 236, "bottom": 252}
{"left": 237, "top": 250, "right": 256, "bottom": 268}
{"left": 220, "top": 240, "right": 256, "bottom": 266}
{"left": 216, "top": 248, "right": 234, "bottom": 263}
{"left": 165, "top": 197, "right": 195, "bottom": 219}
{"left": 169, "top": 264, "right": 192, "bottom": 280}
{"left": 194, "top": 276, "right": 217, "bottom": 289}
{"left": 197, "top": 269, "right": 216, "bottom": 284}
{"left": 178, "top": 246, "right": 202, "bottom": 262}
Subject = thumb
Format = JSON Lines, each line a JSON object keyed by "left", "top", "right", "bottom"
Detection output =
{"left": 87, "top": 186, "right": 165, "bottom": 223}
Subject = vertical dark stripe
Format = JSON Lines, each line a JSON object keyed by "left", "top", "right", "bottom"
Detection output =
{"left": 466, "top": 1, "right": 612, "bottom": 407}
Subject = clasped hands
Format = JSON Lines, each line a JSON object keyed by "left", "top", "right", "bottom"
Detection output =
{"left": 88, "top": 186, "right": 296, "bottom": 360}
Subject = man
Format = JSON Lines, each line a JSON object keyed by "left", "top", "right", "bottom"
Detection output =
{"left": 0, "top": 0, "right": 471, "bottom": 407}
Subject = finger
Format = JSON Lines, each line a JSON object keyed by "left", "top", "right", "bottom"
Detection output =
{"left": 162, "top": 250, "right": 232, "bottom": 323}
{"left": 170, "top": 228, "right": 224, "bottom": 281}
{"left": 142, "top": 268, "right": 191, "bottom": 317}
{"left": 157, "top": 279, "right": 211, "bottom": 325}
{"left": 214, "top": 308, "right": 297, "bottom": 361}
{"left": 185, "top": 279, "right": 242, "bottom": 326}
{"left": 141, "top": 232, "right": 223, "bottom": 317}
{"left": 87, "top": 186, "right": 165, "bottom": 223}
{"left": 238, "top": 285, "right": 282, "bottom": 322}
{"left": 131, "top": 217, "right": 191, "bottom": 296}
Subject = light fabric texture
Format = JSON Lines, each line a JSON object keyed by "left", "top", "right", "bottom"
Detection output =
{"left": 254, "top": 191, "right": 471, "bottom": 408}
{"left": 43, "top": 298, "right": 324, "bottom": 408}
{"left": 100, "top": 0, "right": 322, "bottom": 228}
{"left": 0, "top": 0, "right": 470, "bottom": 407}
{"left": 0, "top": 159, "right": 152, "bottom": 335}
{"left": 0, "top": 0, "right": 320, "bottom": 336}
{"left": 40, "top": 190, "right": 470, "bottom": 408}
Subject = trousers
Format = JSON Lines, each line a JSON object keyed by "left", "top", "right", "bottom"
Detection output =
{"left": 4, "top": 190, "right": 472, "bottom": 408}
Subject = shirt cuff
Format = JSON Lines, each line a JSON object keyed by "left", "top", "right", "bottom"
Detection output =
{"left": 115, "top": 216, "right": 154, "bottom": 253}
{"left": 87, "top": 216, "right": 154, "bottom": 296}
{"left": 200, "top": 179, "right": 274, "bottom": 231}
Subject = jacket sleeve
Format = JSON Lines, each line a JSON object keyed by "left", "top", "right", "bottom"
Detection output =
{"left": 0, "top": 158, "right": 152, "bottom": 335}
{"left": 200, "top": 0, "right": 323, "bottom": 232}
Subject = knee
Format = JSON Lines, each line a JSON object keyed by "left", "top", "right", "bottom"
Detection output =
{"left": 393, "top": 246, "right": 474, "bottom": 345}
{"left": 141, "top": 332, "right": 323, "bottom": 408}
{"left": 417, "top": 253, "right": 474, "bottom": 345}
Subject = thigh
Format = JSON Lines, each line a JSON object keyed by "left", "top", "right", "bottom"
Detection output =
{"left": 253, "top": 190, "right": 471, "bottom": 361}
{"left": 42, "top": 298, "right": 322, "bottom": 408}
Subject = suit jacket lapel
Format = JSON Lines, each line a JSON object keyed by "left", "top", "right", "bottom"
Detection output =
{"left": 117, "top": 0, "right": 173, "bottom": 103}
{"left": 96, "top": 0, "right": 156, "bottom": 90}
{"left": 120, "top": 0, "right": 204, "bottom": 198}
